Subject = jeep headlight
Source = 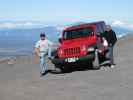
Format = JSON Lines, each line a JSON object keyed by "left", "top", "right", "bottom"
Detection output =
{"left": 59, "top": 49, "right": 63, "bottom": 55}
{"left": 87, "top": 47, "right": 95, "bottom": 52}
{"left": 81, "top": 45, "right": 87, "bottom": 52}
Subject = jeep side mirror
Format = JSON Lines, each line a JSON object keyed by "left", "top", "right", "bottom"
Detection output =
{"left": 58, "top": 38, "right": 62, "bottom": 43}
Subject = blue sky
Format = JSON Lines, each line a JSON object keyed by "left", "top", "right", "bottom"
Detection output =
{"left": 0, "top": 0, "right": 133, "bottom": 27}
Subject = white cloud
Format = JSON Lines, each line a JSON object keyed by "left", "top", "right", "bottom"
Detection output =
{"left": 111, "top": 20, "right": 133, "bottom": 30}
{"left": 128, "top": 24, "right": 133, "bottom": 29}
{"left": 23, "top": 22, "right": 33, "bottom": 26}
{"left": 112, "top": 20, "right": 125, "bottom": 26}
{"left": 0, "top": 23, "right": 16, "bottom": 29}
{"left": 0, "top": 22, "right": 36, "bottom": 29}
{"left": 56, "top": 25, "right": 68, "bottom": 31}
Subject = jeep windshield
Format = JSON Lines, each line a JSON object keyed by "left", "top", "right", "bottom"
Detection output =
{"left": 63, "top": 28, "right": 93, "bottom": 40}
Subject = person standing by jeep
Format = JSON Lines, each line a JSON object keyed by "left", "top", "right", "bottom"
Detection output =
{"left": 104, "top": 25, "right": 117, "bottom": 68}
{"left": 34, "top": 33, "right": 53, "bottom": 76}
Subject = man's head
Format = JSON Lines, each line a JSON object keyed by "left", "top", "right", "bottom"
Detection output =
{"left": 40, "top": 33, "right": 45, "bottom": 40}
{"left": 106, "top": 25, "right": 112, "bottom": 31}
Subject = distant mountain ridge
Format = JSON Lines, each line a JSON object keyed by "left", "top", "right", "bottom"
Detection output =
{"left": 0, "top": 26, "right": 59, "bottom": 42}
{"left": 0, "top": 24, "right": 133, "bottom": 43}
{"left": 0, "top": 24, "right": 132, "bottom": 55}
{"left": 0, "top": 26, "right": 60, "bottom": 49}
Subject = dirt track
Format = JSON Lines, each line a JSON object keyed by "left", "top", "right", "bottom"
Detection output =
{"left": 0, "top": 35, "right": 133, "bottom": 100}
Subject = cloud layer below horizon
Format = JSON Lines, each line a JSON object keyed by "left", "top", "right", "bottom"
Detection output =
{"left": 0, "top": 20, "right": 133, "bottom": 31}
{"left": 111, "top": 20, "right": 133, "bottom": 30}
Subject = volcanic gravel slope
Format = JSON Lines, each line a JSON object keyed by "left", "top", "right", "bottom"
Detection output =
{"left": 0, "top": 34, "right": 133, "bottom": 100}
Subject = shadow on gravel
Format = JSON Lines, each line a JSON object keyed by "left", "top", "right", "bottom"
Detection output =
{"left": 46, "top": 61, "right": 116, "bottom": 75}
{"left": 47, "top": 63, "right": 100, "bottom": 75}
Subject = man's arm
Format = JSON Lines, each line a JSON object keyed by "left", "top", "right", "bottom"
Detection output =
{"left": 34, "top": 47, "right": 40, "bottom": 57}
{"left": 47, "top": 39, "right": 53, "bottom": 46}
{"left": 34, "top": 41, "right": 40, "bottom": 57}
{"left": 33, "top": 47, "right": 40, "bottom": 63}
{"left": 112, "top": 30, "right": 117, "bottom": 45}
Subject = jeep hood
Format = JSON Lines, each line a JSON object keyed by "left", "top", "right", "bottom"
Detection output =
{"left": 60, "top": 36, "right": 96, "bottom": 49}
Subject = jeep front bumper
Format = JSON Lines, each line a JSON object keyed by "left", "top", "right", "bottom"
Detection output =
{"left": 51, "top": 54, "right": 95, "bottom": 65}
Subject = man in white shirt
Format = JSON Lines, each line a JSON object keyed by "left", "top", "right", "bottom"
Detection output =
{"left": 34, "top": 33, "right": 53, "bottom": 76}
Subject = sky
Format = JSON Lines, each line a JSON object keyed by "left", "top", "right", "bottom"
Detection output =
{"left": 0, "top": 0, "right": 133, "bottom": 28}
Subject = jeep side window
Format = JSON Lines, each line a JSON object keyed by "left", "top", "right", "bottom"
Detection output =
{"left": 94, "top": 22, "right": 106, "bottom": 35}
{"left": 96, "top": 24, "right": 102, "bottom": 33}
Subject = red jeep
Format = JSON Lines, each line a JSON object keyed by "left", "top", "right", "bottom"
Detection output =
{"left": 51, "top": 21, "right": 109, "bottom": 72}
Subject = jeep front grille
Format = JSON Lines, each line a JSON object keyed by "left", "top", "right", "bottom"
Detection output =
{"left": 64, "top": 47, "right": 80, "bottom": 56}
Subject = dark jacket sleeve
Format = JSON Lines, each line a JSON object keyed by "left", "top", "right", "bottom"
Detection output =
{"left": 103, "top": 30, "right": 117, "bottom": 46}
{"left": 110, "top": 30, "right": 117, "bottom": 46}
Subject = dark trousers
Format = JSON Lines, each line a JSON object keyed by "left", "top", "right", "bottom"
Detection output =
{"left": 108, "top": 46, "right": 114, "bottom": 65}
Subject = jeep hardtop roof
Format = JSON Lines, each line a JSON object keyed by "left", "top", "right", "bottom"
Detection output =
{"left": 64, "top": 24, "right": 95, "bottom": 31}
{"left": 64, "top": 21, "right": 106, "bottom": 34}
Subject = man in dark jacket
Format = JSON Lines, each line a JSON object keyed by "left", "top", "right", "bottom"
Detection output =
{"left": 103, "top": 25, "right": 117, "bottom": 68}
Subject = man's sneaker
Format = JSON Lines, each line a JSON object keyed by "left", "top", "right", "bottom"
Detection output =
{"left": 40, "top": 72, "right": 47, "bottom": 77}
{"left": 48, "top": 56, "right": 54, "bottom": 60}
{"left": 110, "top": 65, "right": 115, "bottom": 68}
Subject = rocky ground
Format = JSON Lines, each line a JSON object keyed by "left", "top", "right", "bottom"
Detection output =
{"left": 0, "top": 34, "right": 133, "bottom": 100}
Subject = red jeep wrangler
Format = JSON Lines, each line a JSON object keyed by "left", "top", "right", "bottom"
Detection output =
{"left": 51, "top": 21, "right": 109, "bottom": 72}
